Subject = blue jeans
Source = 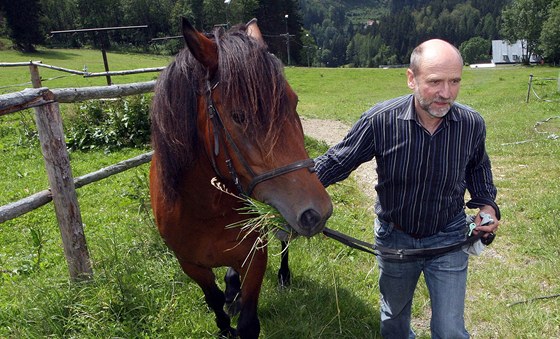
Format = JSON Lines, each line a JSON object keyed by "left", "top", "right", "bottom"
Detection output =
{"left": 375, "top": 212, "right": 470, "bottom": 339}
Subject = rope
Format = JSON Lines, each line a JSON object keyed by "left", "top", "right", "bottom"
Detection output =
{"left": 0, "top": 74, "right": 78, "bottom": 91}
{"left": 501, "top": 116, "right": 560, "bottom": 145}
{"left": 507, "top": 293, "right": 560, "bottom": 307}
{"left": 530, "top": 77, "right": 560, "bottom": 103}
{"left": 531, "top": 86, "right": 560, "bottom": 103}
{"left": 0, "top": 81, "right": 32, "bottom": 90}
{"left": 534, "top": 116, "right": 560, "bottom": 140}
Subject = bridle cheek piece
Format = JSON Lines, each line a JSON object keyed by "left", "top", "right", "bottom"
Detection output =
{"left": 205, "top": 81, "right": 315, "bottom": 197}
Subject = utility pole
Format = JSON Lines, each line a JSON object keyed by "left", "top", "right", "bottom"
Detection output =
{"left": 225, "top": 0, "right": 231, "bottom": 28}
{"left": 284, "top": 14, "right": 290, "bottom": 66}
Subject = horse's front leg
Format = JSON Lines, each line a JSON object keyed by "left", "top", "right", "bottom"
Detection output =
{"left": 277, "top": 240, "right": 291, "bottom": 287}
{"left": 178, "top": 260, "right": 236, "bottom": 337}
{"left": 225, "top": 239, "right": 290, "bottom": 318}
{"left": 236, "top": 247, "right": 267, "bottom": 339}
{"left": 224, "top": 267, "right": 242, "bottom": 316}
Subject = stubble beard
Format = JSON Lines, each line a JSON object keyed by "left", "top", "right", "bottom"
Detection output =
{"left": 417, "top": 95, "right": 453, "bottom": 118}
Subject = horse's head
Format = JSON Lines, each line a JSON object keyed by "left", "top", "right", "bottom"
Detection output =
{"left": 181, "top": 18, "right": 332, "bottom": 237}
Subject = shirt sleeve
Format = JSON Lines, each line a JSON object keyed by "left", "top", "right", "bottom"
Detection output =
{"left": 465, "top": 125, "right": 501, "bottom": 219}
{"left": 314, "top": 111, "right": 376, "bottom": 188}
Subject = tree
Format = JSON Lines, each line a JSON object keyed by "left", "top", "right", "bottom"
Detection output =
{"left": 76, "top": 0, "right": 125, "bottom": 49}
{"left": 1, "top": 0, "right": 45, "bottom": 52}
{"left": 500, "top": 0, "right": 550, "bottom": 64}
{"left": 40, "top": 0, "right": 81, "bottom": 47}
{"left": 540, "top": 1, "right": 560, "bottom": 63}
{"left": 459, "top": 37, "right": 490, "bottom": 64}
{"left": 118, "top": 0, "right": 174, "bottom": 49}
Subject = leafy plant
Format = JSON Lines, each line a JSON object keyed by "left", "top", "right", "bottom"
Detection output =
{"left": 65, "top": 95, "right": 151, "bottom": 152}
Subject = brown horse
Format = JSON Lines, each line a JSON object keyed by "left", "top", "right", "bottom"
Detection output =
{"left": 149, "top": 18, "right": 332, "bottom": 338}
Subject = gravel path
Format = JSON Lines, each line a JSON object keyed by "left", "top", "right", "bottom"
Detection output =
{"left": 300, "top": 117, "right": 377, "bottom": 201}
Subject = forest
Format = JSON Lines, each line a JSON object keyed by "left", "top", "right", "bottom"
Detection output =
{"left": 2, "top": 0, "right": 560, "bottom": 66}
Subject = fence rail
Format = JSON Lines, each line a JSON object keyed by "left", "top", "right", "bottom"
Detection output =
{"left": 0, "top": 151, "right": 153, "bottom": 223}
{"left": 0, "top": 81, "right": 157, "bottom": 116}
{"left": 0, "top": 61, "right": 165, "bottom": 79}
{"left": 0, "top": 62, "right": 160, "bottom": 281}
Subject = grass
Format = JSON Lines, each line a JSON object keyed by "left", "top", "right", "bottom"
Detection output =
{"left": 1, "top": 47, "right": 560, "bottom": 337}
{"left": 0, "top": 46, "right": 170, "bottom": 93}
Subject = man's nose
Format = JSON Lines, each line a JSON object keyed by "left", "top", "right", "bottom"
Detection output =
{"left": 438, "top": 82, "right": 452, "bottom": 99}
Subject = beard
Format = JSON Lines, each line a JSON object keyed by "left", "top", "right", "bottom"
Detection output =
{"left": 416, "top": 92, "right": 453, "bottom": 118}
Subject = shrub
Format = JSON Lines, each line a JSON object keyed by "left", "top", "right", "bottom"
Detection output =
{"left": 65, "top": 95, "right": 151, "bottom": 152}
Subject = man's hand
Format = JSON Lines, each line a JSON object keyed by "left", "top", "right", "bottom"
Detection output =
{"left": 473, "top": 206, "right": 499, "bottom": 238}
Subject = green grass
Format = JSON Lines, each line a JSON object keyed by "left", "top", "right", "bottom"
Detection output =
{"left": 1, "top": 48, "right": 560, "bottom": 337}
{"left": 0, "top": 46, "right": 171, "bottom": 93}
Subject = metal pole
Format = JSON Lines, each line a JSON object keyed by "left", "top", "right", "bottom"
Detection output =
{"left": 526, "top": 74, "right": 533, "bottom": 103}
{"left": 285, "top": 15, "right": 290, "bottom": 66}
{"left": 101, "top": 49, "right": 112, "bottom": 85}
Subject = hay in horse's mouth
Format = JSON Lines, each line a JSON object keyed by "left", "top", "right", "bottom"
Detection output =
{"left": 210, "top": 177, "right": 296, "bottom": 248}
{"left": 210, "top": 177, "right": 296, "bottom": 268}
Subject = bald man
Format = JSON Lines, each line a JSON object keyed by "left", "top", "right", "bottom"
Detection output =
{"left": 315, "top": 39, "right": 500, "bottom": 338}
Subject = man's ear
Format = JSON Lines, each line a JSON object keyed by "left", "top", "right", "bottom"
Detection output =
{"left": 406, "top": 68, "right": 416, "bottom": 90}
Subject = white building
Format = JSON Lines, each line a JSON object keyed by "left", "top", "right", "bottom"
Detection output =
{"left": 492, "top": 40, "right": 540, "bottom": 64}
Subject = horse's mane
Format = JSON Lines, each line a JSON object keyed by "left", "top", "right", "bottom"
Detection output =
{"left": 151, "top": 23, "right": 291, "bottom": 201}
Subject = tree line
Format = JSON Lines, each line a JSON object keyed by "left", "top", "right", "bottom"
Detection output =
{"left": 1, "top": 0, "right": 560, "bottom": 66}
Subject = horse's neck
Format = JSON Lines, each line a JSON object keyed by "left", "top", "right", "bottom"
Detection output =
{"left": 180, "top": 158, "right": 243, "bottom": 215}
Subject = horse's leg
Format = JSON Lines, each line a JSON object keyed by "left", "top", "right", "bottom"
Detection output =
{"left": 277, "top": 240, "right": 291, "bottom": 287}
{"left": 179, "top": 260, "right": 236, "bottom": 337}
{"left": 236, "top": 249, "right": 267, "bottom": 339}
{"left": 224, "top": 267, "right": 242, "bottom": 316}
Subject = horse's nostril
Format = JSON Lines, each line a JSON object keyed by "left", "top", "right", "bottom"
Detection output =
{"left": 299, "top": 208, "right": 322, "bottom": 230}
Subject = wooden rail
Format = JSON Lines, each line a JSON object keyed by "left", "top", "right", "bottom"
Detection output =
{"left": 0, "top": 61, "right": 165, "bottom": 79}
{"left": 0, "top": 64, "right": 158, "bottom": 281}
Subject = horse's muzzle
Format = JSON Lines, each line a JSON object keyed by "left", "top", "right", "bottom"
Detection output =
{"left": 296, "top": 207, "right": 332, "bottom": 237}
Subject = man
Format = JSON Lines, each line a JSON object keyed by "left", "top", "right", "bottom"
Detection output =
{"left": 314, "top": 39, "right": 500, "bottom": 338}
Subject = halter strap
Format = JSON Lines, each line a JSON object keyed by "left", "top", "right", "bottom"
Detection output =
{"left": 206, "top": 81, "right": 315, "bottom": 196}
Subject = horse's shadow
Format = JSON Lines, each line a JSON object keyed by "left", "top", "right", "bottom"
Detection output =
{"left": 255, "top": 266, "right": 382, "bottom": 338}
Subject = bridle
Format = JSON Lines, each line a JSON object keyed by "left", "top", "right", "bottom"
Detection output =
{"left": 205, "top": 80, "right": 315, "bottom": 197}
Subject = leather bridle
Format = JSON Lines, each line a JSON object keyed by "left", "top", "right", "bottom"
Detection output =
{"left": 205, "top": 80, "right": 315, "bottom": 197}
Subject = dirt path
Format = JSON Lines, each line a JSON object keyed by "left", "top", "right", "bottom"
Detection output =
{"left": 300, "top": 117, "right": 377, "bottom": 201}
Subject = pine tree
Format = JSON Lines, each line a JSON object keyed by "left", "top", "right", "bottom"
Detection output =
{"left": 1, "top": 0, "right": 45, "bottom": 52}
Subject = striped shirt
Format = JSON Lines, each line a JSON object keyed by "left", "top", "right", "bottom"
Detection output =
{"left": 315, "top": 94, "right": 499, "bottom": 238}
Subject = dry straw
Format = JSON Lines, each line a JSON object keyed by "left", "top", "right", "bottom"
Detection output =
{"left": 210, "top": 178, "right": 294, "bottom": 267}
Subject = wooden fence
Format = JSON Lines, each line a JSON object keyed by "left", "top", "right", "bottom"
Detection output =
{"left": 0, "top": 63, "right": 161, "bottom": 281}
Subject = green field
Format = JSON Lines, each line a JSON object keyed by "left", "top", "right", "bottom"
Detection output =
{"left": 1, "top": 47, "right": 559, "bottom": 338}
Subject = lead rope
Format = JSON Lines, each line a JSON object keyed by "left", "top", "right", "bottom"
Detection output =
{"left": 322, "top": 227, "right": 485, "bottom": 260}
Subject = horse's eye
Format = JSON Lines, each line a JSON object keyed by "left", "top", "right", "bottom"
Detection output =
{"left": 230, "top": 111, "right": 246, "bottom": 125}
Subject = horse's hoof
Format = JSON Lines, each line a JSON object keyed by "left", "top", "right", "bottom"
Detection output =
{"left": 219, "top": 326, "right": 237, "bottom": 338}
{"left": 225, "top": 298, "right": 242, "bottom": 317}
{"left": 278, "top": 272, "right": 291, "bottom": 288}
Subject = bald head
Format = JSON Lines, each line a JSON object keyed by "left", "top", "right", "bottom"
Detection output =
{"left": 409, "top": 39, "right": 463, "bottom": 75}
{"left": 406, "top": 39, "right": 464, "bottom": 122}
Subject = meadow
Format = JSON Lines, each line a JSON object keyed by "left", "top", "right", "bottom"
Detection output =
{"left": 1, "top": 47, "right": 559, "bottom": 338}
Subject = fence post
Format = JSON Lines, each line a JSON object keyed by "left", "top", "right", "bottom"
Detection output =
{"left": 101, "top": 49, "right": 112, "bottom": 85}
{"left": 29, "top": 64, "right": 93, "bottom": 281}
{"left": 526, "top": 74, "right": 533, "bottom": 103}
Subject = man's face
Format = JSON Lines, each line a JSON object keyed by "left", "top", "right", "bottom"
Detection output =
{"left": 407, "top": 56, "right": 463, "bottom": 118}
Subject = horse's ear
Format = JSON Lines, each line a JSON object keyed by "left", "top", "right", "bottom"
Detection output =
{"left": 181, "top": 17, "right": 218, "bottom": 74}
{"left": 246, "top": 18, "right": 265, "bottom": 45}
